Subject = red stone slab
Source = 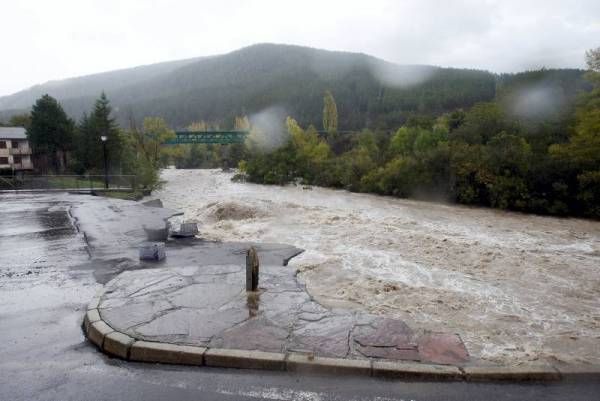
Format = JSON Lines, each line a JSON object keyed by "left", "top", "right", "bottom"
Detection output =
{"left": 353, "top": 318, "right": 414, "bottom": 347}
{"left": 211, "top": 317, "right": 288, "bottom": 352}
{"left": 356, "top": 344, "right": 420, "bottom": 361}
{"left": 418, "top": 333, "right": 469, "bottom": 365}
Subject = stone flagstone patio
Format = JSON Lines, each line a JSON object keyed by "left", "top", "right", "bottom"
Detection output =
{"left": 97, "top": 241, "right": 469, "bottom": 365}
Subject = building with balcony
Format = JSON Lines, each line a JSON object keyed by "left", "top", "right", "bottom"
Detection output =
{"left": 0, "top": 127, "right": 34, "bottom": 172}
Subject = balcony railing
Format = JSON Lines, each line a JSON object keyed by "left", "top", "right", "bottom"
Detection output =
{"left": 9, "top": 147, "right": 32, "bottom": 155}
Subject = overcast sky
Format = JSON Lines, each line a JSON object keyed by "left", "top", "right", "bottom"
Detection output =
{"left": 1, "top": 0, "right": 599, "bottom": 96}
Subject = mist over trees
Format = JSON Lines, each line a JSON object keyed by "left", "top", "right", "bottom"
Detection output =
{"left": 0, "top": 44, "right": 499, "bottom": 130}
{"left": 240, "top": 47, "right": 600, "bottom": 218}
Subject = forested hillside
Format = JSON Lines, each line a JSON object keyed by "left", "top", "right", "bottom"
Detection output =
{"left": 0, "top": 56, "right": 202, "bottom": 112}
{"left": 239, "top": 51, "right": 599, "bottom": 218}
{"left": 1, "top": 44, "right": 501, "bottom": 130}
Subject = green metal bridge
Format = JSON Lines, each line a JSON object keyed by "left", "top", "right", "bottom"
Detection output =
{"left": 164, "top": 131, "right": 249, "bottom": 145}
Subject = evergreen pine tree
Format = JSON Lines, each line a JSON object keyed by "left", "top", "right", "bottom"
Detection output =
{"left": 27, "top": 94, "right": 74, "bottom": 172}
{"left": 87, "top": 92, "right": 122, "bottom": 172}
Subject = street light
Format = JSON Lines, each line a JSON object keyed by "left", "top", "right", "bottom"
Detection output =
{"left": 100, "top": 135, "right": 108, "bottom": 189}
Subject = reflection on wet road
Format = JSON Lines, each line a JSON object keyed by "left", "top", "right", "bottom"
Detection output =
{"left": 0, "top": 193, "right": 88, "bottom": 275}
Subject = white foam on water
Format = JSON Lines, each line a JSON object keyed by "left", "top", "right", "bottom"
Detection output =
{"left": 153, "top": 169, "right": 600, "bottom": 365}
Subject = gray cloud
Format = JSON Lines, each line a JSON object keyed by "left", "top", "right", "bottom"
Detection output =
{"left": 1, "top": 0, "right": 598, "bottom": 96}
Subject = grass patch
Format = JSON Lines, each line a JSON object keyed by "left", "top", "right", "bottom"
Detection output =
{"left": 47, "top": 176, "right": 105, "bottom": 189}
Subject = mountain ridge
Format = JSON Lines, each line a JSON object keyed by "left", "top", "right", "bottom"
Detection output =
{"left": 0, "top": 43, "right": 585, "bottom": 130}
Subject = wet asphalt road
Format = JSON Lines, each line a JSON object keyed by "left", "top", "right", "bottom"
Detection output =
{"left": 0, "top": 192, "right": 598, "bottom": 401}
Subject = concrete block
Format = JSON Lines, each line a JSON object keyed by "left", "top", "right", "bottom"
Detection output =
{"left": 139, "top": 242, "right": 166, "bottom": 261}
{"left": 463, "top": 365, "right": 561, "bottom": 382}
{"left": 130, "top": 341, "right": 206, "bottom": 365}
{"left": 103, "top": 332, "right": 135, "bottom": 359}
{"left": 142, "top": 199, "right": 163, "bottom": 208}
{"left": 87, "top": 320, "right": 114, "bottom": 348}
{"left": 83, "top": 309, "right": 101, "bottom": 333}
{"left": 204, "top": 348, "right": 285, "bottom": 371}
{"left": 171, "top": 221, "right": 199, "bottom": 238}
{"left": 372, "top": 360, "right": 463, "bottom": 381}
{"left": 286, "top": 354, "right": 372, "bottom": 376}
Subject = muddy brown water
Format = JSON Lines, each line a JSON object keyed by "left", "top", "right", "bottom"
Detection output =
{"left": 153, "top": 169, "right": 600, "bottom": 366}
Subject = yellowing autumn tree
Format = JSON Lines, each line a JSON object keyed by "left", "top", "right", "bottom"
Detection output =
{"left": 322, "top": 90, "right": 338, "bottom": 133}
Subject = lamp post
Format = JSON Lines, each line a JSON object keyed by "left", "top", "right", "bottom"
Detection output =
{"left": 100, "top": 135, "right": 108, "bottom": 189}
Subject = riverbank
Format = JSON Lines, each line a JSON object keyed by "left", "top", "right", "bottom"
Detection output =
{"left": 152, "top": 169, "right": 600, "bottom": 366}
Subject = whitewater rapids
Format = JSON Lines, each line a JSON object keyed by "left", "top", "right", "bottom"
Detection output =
{"left": 153, "top": 169, "right": 600, "bottom": 365}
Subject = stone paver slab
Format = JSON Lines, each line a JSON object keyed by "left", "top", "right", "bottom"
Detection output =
{"left": 130, "top": 341, "right": 205, "bottom": 365}
{"left": 353, "top": 318, "right": 414, "bottom": 347}
{"left": 210, "top": 317, "right": 288, "bottom": 352}
{"left": 418, "top": 332, "right": 469, "bottom": 365}
{"left": 356, "top": 344, "right": 420, "bottom": 361}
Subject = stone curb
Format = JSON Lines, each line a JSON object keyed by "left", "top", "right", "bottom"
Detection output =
{"left": 83, "top": 299, "right": 600, "bottom": 382}
{"left": 373, "top": 360, "right": 463, "bottom": 381}
{"left": 287, "top": 353, "right": 371, "bottom": 376}
{"left": 462, "top": 365, "right": 561, "bottom": 382}
{"left": 205, "top": 348, "right": 286, "bottom": 371}
{"left": 131, "top": 341, "right": 206, "bottom": 365}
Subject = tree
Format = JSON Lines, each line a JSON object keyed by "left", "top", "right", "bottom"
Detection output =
{"left": 322, "top": 90, "right": 338, "bottom": 133}
{"left": 9, "top": 113, "right": 31, "bottom": 129}
{"left": 73, "top": 93, "right": 122, "bottom": 173}
{"left": 585, "top": 47, "right": 600, "bottom": 72}
{"left": 90, "top": 92, "right": 122, "bottom": 170}
{"left": 289, "top": 118, "right": 330, "bottom": 165}
{"left": 549, "top": 47, "right": 600, "bottom": 216}
{"left": 450, "top": 102, "right": 514, "bottom": 145}
{"left": 123, "top": 117, "right": 175, "bottom": 189}
{"left": 73, "top": 113, "right": 94, "bottom": 173}
{"left": 138, "top": 117, "right": 176, "bottom": 167}
{"left": 234, "top": 116, "right": 250, "bottom": 130}
{"left": 27, "top": 94, "right": 74, "bottom": 172}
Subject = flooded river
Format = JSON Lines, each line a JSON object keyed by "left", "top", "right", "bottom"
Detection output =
{"left": 154, "top": 169, "right": 600, "bottom": 365}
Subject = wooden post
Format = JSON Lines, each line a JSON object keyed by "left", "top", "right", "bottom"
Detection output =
{"left": 246, "top": 247, "right": 259, "bottom": 291}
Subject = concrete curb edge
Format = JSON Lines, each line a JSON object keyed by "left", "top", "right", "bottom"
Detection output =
{"left": 83, "top": 297, "right": 600, "bottom": 382}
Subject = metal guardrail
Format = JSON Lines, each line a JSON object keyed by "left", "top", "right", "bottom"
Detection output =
{"left": 164, "top": 131, "right": 248, "bottom": 145}
{"left": 0, "top": 175, "right": 137, "bottom": 191}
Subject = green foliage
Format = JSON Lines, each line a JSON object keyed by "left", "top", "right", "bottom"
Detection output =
{"left": 73, "top": 93, "right": 124, "bottom": 174}
{"left": 322, "top": 90, "right": 338, "bottom": 133}
{"left": 27, "top": 94, "right": 74, "bottom": 172}
{"left": 585, "top": 47, "right": 600, "bottom": 72}
{"left": 577, "top": 171, "right": 600, "bottom": 217}
{"left": 140, "top": 117, "right": 176, "bottom": 166}
{"left": 8, "top": 113, "right": 31, "bottom": 128}
{"left": 241, "top": 55, "right": 600, "bottom": 218}
{"left": 547, "top": 54, "right": 600, "bottom": 217}
{"left": 450, "top": 102, "right": 514, "bottom": 144}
